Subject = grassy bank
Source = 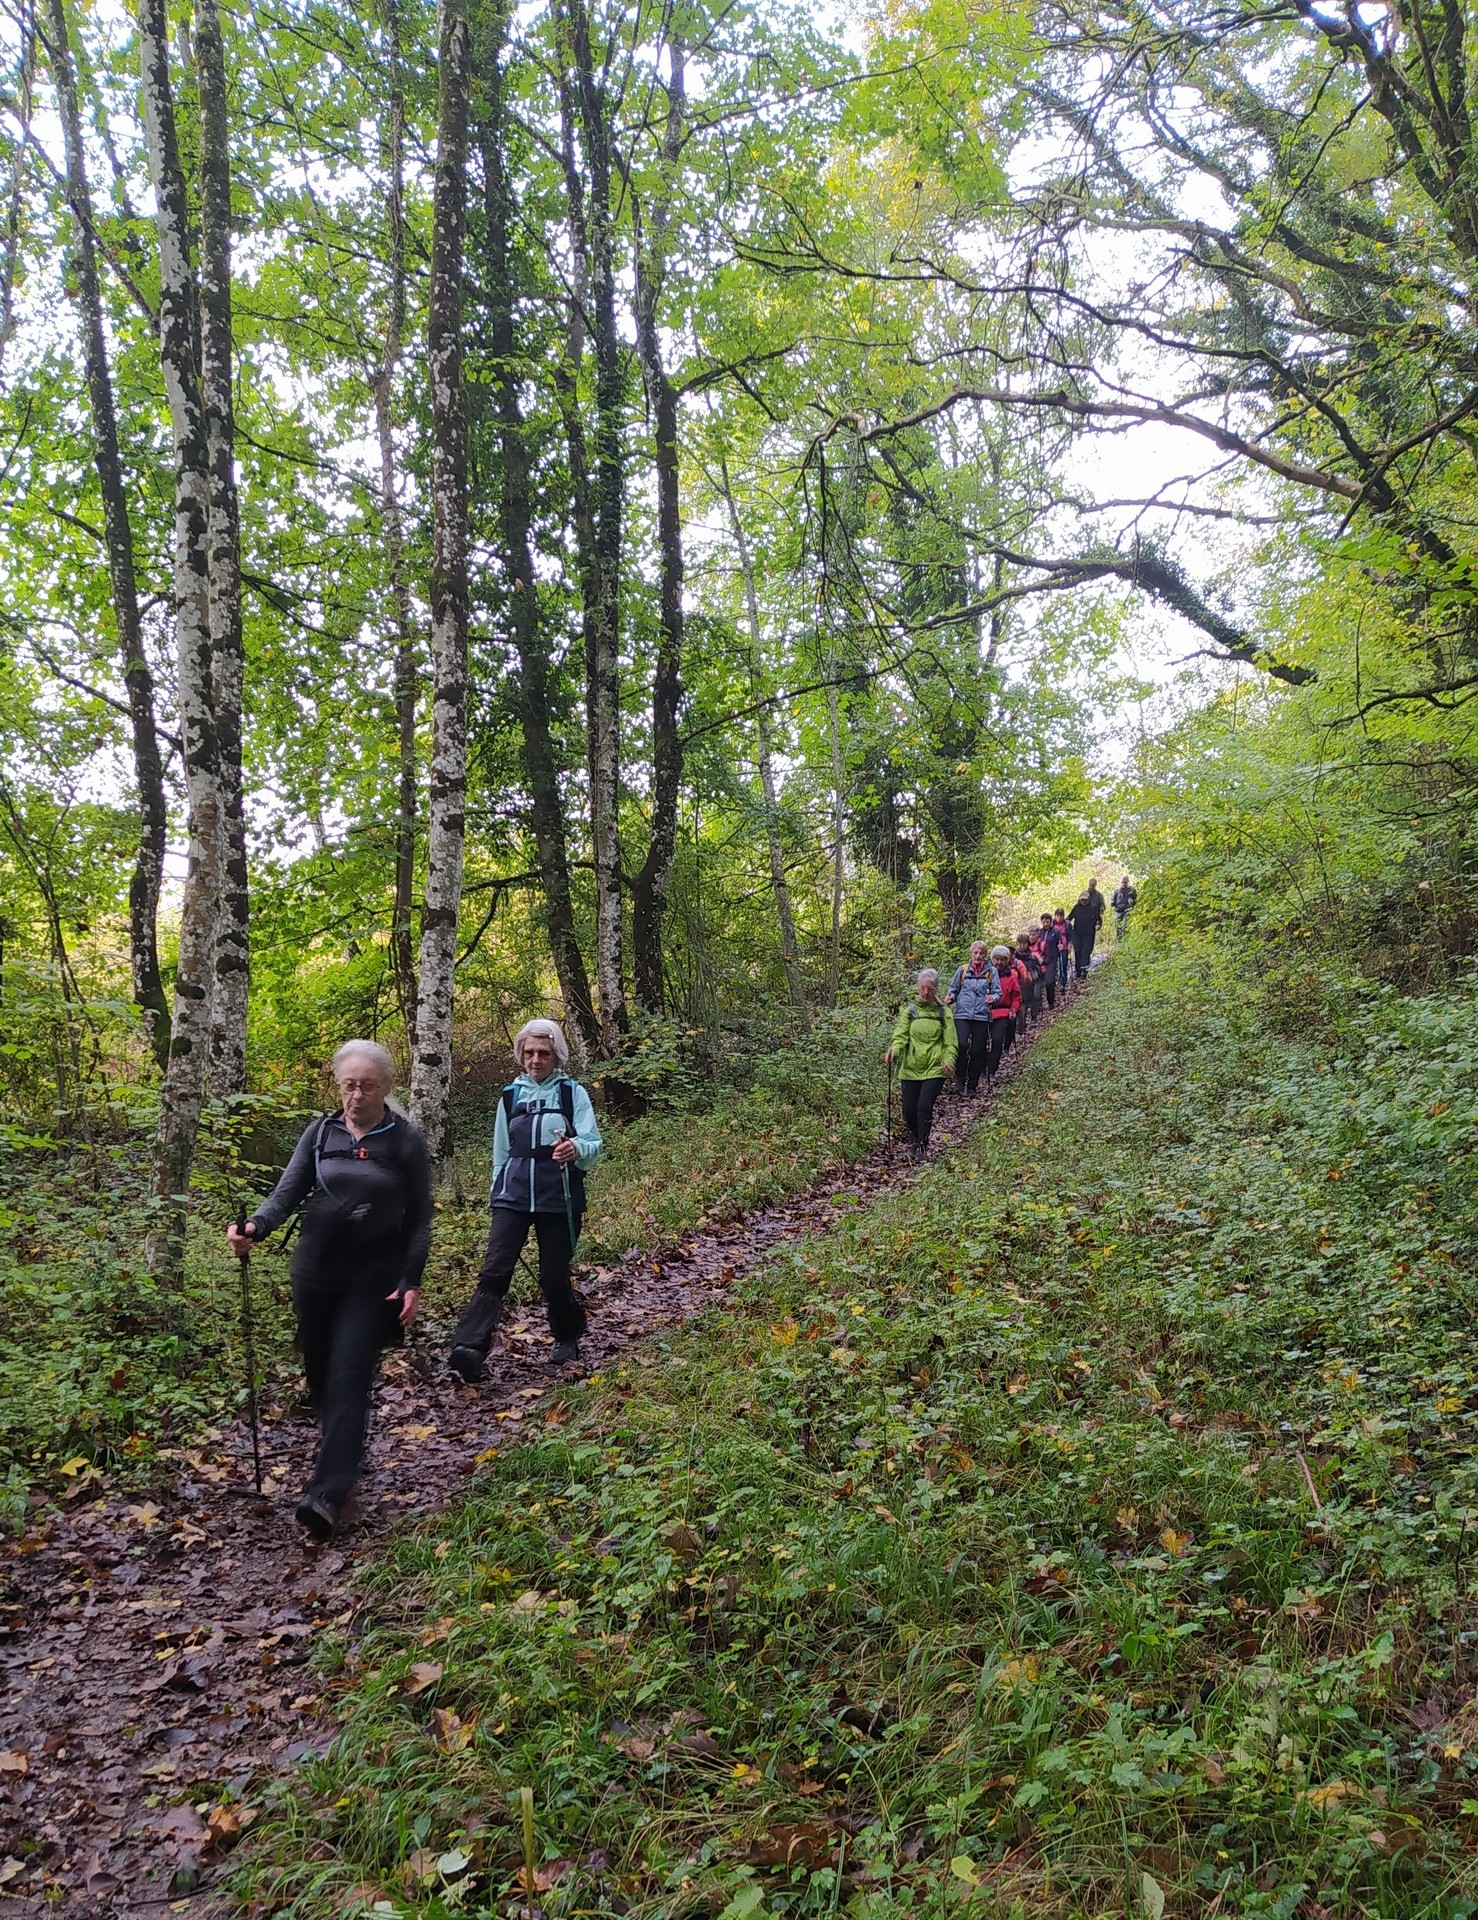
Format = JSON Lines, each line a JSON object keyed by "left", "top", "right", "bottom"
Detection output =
{"left": 237, "top": 942, "right": 1478, "bottom": 1918}
{"left": 0, "top": 1009, "right": 890, "bottom": 1490}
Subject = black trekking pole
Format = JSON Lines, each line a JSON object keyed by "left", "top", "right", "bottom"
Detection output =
{"left": 885, "top": 1057, "right": 896, "bottom": 1147}
{"left": 234, "top": 1203, "right": 264, "bottom": 1495}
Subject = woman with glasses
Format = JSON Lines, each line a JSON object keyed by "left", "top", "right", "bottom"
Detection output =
{"left": 226, "top": 1040, "right": 431, "bottom": 1541}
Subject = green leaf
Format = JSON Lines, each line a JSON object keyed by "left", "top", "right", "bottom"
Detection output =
{"left": 1141, "top": 1871, "right": 1166, "bottom": 1920}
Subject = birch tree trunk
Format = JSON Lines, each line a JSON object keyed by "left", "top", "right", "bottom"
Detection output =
{"left": 629, "top": 36, "right": 686, "bottom": 1015}
{"left": 409, "top": 0, "right": 471, "bottom": 1165}
{"left": 718, "top": 457, "right": 806, "bottom": 1017}
{"left": 138, "top": 0, "right": 224, "bottom": 1277}
{"left": 564, "top": 0, "right": 626, "bottom": 1054}
{"left": 374, "top": 0, "right": 419, "bottom": 1051}
{"left": 195, "top": 0, "right": 248, "bottom": 1099}
{"left": 482, "top": 27, "right": 600, "bottom": 1057}
{"left": 44, "top": 0, "right": 171, "bottom": 1068}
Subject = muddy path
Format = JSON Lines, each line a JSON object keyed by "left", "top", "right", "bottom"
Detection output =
{"left": 0, "top": 979, "right": 1092, "bottom": 1914}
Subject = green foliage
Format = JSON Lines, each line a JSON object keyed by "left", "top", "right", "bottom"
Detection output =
{"left": 239, "top": 947, "right": 1478, "bottom": 1918}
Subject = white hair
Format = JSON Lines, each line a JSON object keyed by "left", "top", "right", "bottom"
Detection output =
{"left": 331, "top": 1040, "right": 397, "bottom": 1084}
{"left": 917, "top": 968, "right": 939, "bottom": 985}
{"left": 330, "top": 1040, "right": 406, "bottom": 1114}
{"left": 514, "top": 1019, "right": 570, "bottom": 1069}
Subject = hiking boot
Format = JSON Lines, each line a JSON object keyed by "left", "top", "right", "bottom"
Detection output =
{"left": 549, "top": 1340, "right": 581, "bottom": 1367}
{"left": 295, "top": 1493, "right": 339, "bottom": 1542}
{"left": 449, "top": 1345, "right": 486, "bottom": 1385}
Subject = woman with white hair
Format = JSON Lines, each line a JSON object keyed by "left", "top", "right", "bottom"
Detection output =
{"left": 449, "top": 1018, "right": 602, "bottom": 1379}
{"left": 884, "top": 969, "right": 956, "bottom": 1162}
{"left": 226, "top": 1040, "right": 431, "bottom": 1540}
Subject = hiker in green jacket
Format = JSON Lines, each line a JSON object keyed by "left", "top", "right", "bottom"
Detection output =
{"left": 885, "top": 968, "right": 957, "bottom": 1162}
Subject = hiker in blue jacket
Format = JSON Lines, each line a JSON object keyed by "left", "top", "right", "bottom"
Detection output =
{"left": 944, "top": 940, "right": 1001, "bottom": 1095}
{"left": 449, "top": 1019, "right": 602, "bottom": 1380}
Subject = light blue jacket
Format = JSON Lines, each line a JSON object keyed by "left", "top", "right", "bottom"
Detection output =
{"left": 490, "top": 1072, "right": 603, "bottom": 1213}
{"left": 945, "top": 961, "right": 1001, "bottom": 1022}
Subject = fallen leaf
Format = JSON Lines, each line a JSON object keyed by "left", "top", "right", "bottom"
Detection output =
{"left": 1301, "top": 1779, "right": 1357, "bottom": 1810}
{"left": 404, "top": 1661, "right": 443, "bottom": 1696}
{"left": 663, "top": 1522, "right": 702, "bottom": 1563}
{"left": 1158, "top": 1527, "right": 1193, "bottom": 1556}
{"left": 619, "top": 1736, "right": 655, "bottom": 1761}
{"left": 950, "top": 1855, "right": 980, "bottom": 1885}
{"left": 744, "top": 1822, "right": 839, "bottom": 1870}
{"left": 431, "top": 1707, "right": 473, "bottom": 1753}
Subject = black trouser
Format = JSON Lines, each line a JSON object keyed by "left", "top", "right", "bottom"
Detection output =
{"left": 900, "top": 1077, "right": 944, "bottom": 1152}
{"left": 989, "top": 1015, "right": 1014, "bottom": 1073}
{"left": 956, "top": 1018, "right": 992, "bottom": 1093}
{"left": 1073, "top": 927, "right": 1096, "bottom": 977}
{"left": 453, "top": 1207, "right": 587, "bottom": 1355}
{"left": 1044, "top": 976, "right": 1057, "bottom": 1009}
{"left": 292, "top": 1242, "right": 402, "bottom": 1508}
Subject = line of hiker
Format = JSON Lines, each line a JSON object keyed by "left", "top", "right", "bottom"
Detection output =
{"left": 885, "top": 876, "right": 1128, "bottom": 1160}
{"left": 224, "top": 875, "right": 1134, "bottom": 1538}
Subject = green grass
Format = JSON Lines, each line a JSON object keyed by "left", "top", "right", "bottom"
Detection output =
{"left": 235, "top": 943, "right": 1478, "bottom": 1919}
{"left": 0, "top": 1009, "right": 892, "bottom": 1494}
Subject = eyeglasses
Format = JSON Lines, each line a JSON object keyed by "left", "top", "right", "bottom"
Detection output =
{"left": 339, "top": 1079, "right": 384, "bottom": 1093}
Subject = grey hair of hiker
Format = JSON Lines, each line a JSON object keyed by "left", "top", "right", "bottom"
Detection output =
{"left": 917, "top": 968, "right": 939, "bottom": 986}
{"left": 514, "top": 1019, "right": 570, "bottom": 1068}
{"left": 331, "top": 1040, "right": 397, "bottom": 1085}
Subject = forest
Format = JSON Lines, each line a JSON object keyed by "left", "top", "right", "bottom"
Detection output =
{"left": 8, "top": 0, "right": 1478, "bottom": 1912}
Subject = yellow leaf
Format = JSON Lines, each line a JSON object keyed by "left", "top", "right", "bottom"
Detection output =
{"left": 58, "top": 1456, "right": 90, "bottom": 1477}
{"left": 1300, "top": 1779, "right": 1357, "bottom": 1810}
{"left": 1158, "top": 1527, "right": 1192, "bottom": 1556}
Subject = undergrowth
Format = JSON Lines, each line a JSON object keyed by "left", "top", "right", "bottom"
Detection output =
{"left": 0, "top": 1009, "right": 892, "bottom": 1492}
{"left": 237, "top": 940, "right": 1478, "bottom": 1919}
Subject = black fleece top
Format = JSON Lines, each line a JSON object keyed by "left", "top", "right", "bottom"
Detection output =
{"left": 249, "top": 1111, "right": 433, "bottom": 1289}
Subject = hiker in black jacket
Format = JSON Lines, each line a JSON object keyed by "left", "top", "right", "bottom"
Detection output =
{"left": 226, "top": 1040, "right": 431, "bottom": 1541}
{"left": 1067, "top": 881, "right": 1106, "bottom": 979}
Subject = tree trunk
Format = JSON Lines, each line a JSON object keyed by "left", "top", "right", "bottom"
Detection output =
{"left": 627, "top": 43, "right": 685, "bottom": 1011}
{"left": 138, "top": 0, "right": 224, "bottom": 1279}
{"left": 374, "top": 0, "right": 419, "bottom": 1052}
{"left": 481, "top": 30, "right": 600, "bottom": 1058}
{"left": 827, "top": 673, "right": 844, "bottom": 1006}
{"left": 43, "top": 0, "right": 170, "bottom": 1068}
{"left": 563, "top": 0, "right": 625, "bottom": 1054}
{"left": 718, "top": 457, "right": 806, "bottom": 1017}
{"left": 195, "top": 0, "right": 248, "bottom": 1099}
{"left": 409, "top": 0, "right": 471, "bottom": 1166}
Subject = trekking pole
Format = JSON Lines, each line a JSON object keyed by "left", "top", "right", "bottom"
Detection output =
{"left": 234, "top": 1203, "right": 264, "bottom": 1495}
{"left": 561, "top": 1162, "right": 579, "bottom": 1265}
{"left": 885, "top": 1057, "right": 896, "bottom": 1147}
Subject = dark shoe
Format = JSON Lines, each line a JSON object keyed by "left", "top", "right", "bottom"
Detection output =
{"left": 549, "top": 1340, "right": 581, "bottom": 1367}
{"left": 449, "top": 1345, "right": 486, "bottom": 1384}
{"left": 295, "top": 1493, "right": 339, "bottom": 1542}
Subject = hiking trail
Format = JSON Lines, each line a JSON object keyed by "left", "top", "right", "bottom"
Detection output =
{"left": 0, "top": 978, "right": 1092, "bottom": 1915}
